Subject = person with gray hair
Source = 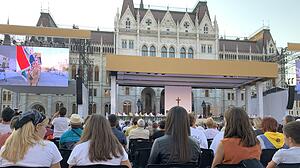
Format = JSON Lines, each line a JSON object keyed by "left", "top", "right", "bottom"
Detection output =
{"left": 283, "top": 115, "right": 295, "bottom": 125}
{"left": 128, "top": 119, "right": 149, "bottom": 140}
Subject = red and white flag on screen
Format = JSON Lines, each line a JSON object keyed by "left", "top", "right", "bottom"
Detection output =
{"left": 16, "top": 46, "right": 30, "bottom": 71}
{"left": 16, "top": 46, "right": 30, "bottom": 80}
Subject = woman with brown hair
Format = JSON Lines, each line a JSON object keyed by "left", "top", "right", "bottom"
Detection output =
{"left": 67, "top": 114, "right": 131, "bottom": 168}
{"left": 257, "top": 117, "right": 285, "bottom": 149}
{"left": 212, "top": 107, "right": 261, "bottom": 167}
{"left": 148, "top": 106, "right": 200, "bottom": 164}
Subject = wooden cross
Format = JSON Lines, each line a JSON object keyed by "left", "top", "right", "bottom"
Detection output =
{"left": 176, "top": 97, "right": 181, "bottom": 106}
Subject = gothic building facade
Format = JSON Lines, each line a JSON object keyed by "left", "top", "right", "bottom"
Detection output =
{"left": 0, "top": 0, "right": 278, "bottom": 117}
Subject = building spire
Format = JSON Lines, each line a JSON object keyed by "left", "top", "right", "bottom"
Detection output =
{"left": 140, "top": 0, "right": 144, "bottom": 9}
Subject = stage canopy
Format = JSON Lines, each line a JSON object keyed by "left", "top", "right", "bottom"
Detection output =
{"left": 106, "top": 55, "right": 278, "bottom": 89}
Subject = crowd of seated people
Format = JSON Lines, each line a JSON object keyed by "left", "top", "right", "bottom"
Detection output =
{"left": 0, "top": 105, "right": 300, "bottom": 168}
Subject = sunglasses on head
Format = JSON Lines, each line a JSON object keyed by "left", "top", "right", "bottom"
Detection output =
{"left": 14, "top": 110, "right": 46, "bottom": 130}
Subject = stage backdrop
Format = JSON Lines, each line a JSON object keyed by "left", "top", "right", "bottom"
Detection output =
{"left": 250, "top": 89, "right": 288, "bottom": 123}
{"left": 165, "top": 86, "right": 192, "bottom": 113}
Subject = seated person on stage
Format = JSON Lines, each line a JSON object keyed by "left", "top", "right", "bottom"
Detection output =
{"left": 148, "top": 106, "right": 200, "bottom": 164}
{"left": 267, "top": 121, "right": 300, "bottom": 168}
{"left": 0, "top": 110, "right": 62, "bottom": 167}
{"left": 128, "top": 119, "right": 149, "bottom": 140}
{"left": 108, "top": 114, "right": 127, "bottom": 147}
{"left": 59, "top": 114, "right": 83, "bottom": 149}
{"left": 204, "top": 117, "right": 219, "bottom": 140}
{"left": 67, "top": 114, "right": 131, "bottom": 168}
{"left": 151, "top": 120, "right": 166, "bottom": 141}
{"left": 212, "top": 107, "right": 261, "bottom": 167}
{"left": 257, "top": 117, "right": 286, "bottom": 149}
{"left": 189, "top": 113, "right": 208, "bottom": 149}
{"left": 51, "top": 107, "right": 70, "bottom": 139}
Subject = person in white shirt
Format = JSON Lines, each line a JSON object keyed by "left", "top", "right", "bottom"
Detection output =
{"left": 210, "top": 131, "right": 224, "bottom": 154}
{"left": 0, "top": 110, "right": 62, "bottom": 167}
{"left": 67, "top": 114, "right": 131, "bottom": 168}
{"left": 189, "top": 113, "right": 208, "bottom": 149}
{"left": 267, "top": 121, "right": 300, "bottom": 168}
{"left": 0, "top": 107, "right": 15, "bottom": 135}
{"left": 204, "top": 117, "right": 219, "bottom": 140}
{"left": 128, "top": 119, "right": 149, "bottom": 140}
{"left": 51, "top": 107, "right": 70, "bottom": 138}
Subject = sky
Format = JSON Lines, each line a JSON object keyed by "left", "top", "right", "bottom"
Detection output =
{"left": 0, "top": 0, "right": 299, "bottom": 47}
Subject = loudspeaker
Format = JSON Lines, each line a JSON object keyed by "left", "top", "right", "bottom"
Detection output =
{"left": 287, "top": 86, "right": 295, "bottom": 109}
{"left": 76, "top": 77, "right": 83, "bottom": 105}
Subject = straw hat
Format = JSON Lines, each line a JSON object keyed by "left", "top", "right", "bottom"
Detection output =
{"left": 70, "top": 114, "right": 83, "bottom": 125}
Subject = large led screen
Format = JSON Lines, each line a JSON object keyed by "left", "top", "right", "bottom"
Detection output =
{"left": 0, "top": 46, "right": 69, "bottom": 87}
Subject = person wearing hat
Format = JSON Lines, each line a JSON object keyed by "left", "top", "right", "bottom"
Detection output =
{"left": 128, "top": 119, "right": 150, "bottom": 140}
{"left": 0, "top": 110, "right": 62, "bottom": 167}
{"left": 59, "top": 114, "right": 83, "bottom": 149}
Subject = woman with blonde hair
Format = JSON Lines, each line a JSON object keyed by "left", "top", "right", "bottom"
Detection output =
{"left": 204, "top": 117, "right": 219, "bottom": 140}
{"left": 252, "top": 117, "right": 263, "bottom": 135}
{"left": 0, "top": 110, "right": 62, "bottom": 167}
{"left": 67, "top": 114, "right": 131, "bottom": 167}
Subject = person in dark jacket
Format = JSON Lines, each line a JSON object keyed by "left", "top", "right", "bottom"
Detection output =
{"left": 148, "top": 106, "right": 200, "bottom": 164}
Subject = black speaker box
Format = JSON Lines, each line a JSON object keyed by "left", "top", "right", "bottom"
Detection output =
{"left": 287, "top": 86, "right": 295, "bottom": 109}
{"left": 76, "top": 77, "right": 83, "bottom": 105}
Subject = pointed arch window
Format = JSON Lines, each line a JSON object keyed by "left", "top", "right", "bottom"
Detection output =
{"left": 72, "top": 103, "right": 77, "bottom": 114}
{"left": 92, "top": 103, "right": 96, "bottom": 113}
{"left": 78, "top": 65, "right": 83, "bottom": 79}
{"left": 142, "top": 45, "right": 148, "bottom": 56}
{"left": 180, "top": 47, "right": 186, "bottom": 58}
{"left": 125, "top": 18, "right": 131, "bottom": 29}
{"left": 55, "top": 102, "right": 64, "bottom": 112}
{"left": 94, "top": 66, "right": 99, "bottom": 81}
{"left": 7, "top": 92, "right": 11, "bottom": 101}
{"left": 188, "top": 48, "right": 194, "bottom": 59}
{"left": 169, "top": 47, "right": 175, "bottom": 58}
{"left": 88, "top": 65, "right": 93, "bottom": 81}
{"left": 3, "top": 91, "right": 6, "bottom": 101}
{"left": 71, "top": 65, "right": 76, "bottom": 79}
{"left": 123, "top": 101, "right": 132, "bottom": 114}
{"left": 105, "top": 103, "right": 111, "bottom": 115}
{"left": 161, "top": 46, "right": 167, "bottom": 58}
{"left": 149, "top": 46, "right": 156, "bottom": 56}
{"left": 204, "top": 24, "right": 208, "bottom": 34}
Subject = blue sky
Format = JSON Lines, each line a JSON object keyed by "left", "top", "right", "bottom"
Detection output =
{"left": 0, "top": 0, "right": 299, "bottom": 47}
